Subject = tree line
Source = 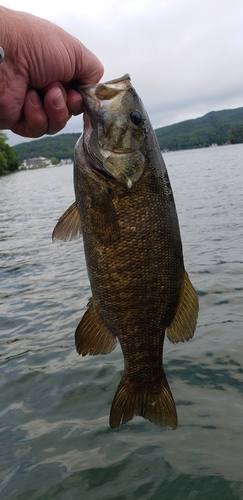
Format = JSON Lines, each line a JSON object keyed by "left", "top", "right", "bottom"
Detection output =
{"left": 155, "top": 107, "right": 243, "bottom": 150}
{"left": 13, "top": 107, "right": 243, "bottom": 164}
{"left": 0, "top": 132, "right": 19, "bottom": 175}
{"left": 14, "top": 133, "right": 80, "bottom": 164}
{"left": 1, "top": 106, "right": 243, "bottom": 176}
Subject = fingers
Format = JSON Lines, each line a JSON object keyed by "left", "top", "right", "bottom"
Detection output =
{"left": 11, "top": 89, "right": 48, "bottom": 137}
{"left": 43, "top": 85, "right": 70, "bottom": 135}
{"left": 9, "top": 44, "right": 103, "bottom": 138}
{"left": 66, "top": 88, "right": 84, "bottom": 115}
{"left": 11, "top": 86, "right": 77, "bottom": 138}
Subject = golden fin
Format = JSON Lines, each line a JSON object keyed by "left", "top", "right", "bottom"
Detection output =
{"left": 75, "top": 298, "right": 117, "bottom": 356}
{"left": 166, "top": 271, "right": 199, "bottom": 344}
{"left": 109, "top": 371, "right": 177, "bottom": 430}
{"left": 52, "top": 202, "right": 82, "bottom": 242}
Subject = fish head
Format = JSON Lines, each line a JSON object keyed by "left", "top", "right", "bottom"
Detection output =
{"left": 77, "top": 74, "right": 147, "bottom": 189}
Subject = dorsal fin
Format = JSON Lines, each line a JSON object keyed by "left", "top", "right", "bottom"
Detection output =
{"left": 52, "top": 202, "right": 82, "bottom": 242}
{"left": 166, "top": 271, "right": 199, "bottom": 343}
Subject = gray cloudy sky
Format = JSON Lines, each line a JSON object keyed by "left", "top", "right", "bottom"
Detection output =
{"left": 2, "top": 0, "right": 243, "bottom": 145}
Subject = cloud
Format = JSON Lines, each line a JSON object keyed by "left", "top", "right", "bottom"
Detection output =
{"left": 2, "top": 0, "right": 243, "bottom": 145}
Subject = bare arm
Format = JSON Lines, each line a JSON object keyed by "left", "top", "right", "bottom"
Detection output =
{"left": 0, "top": 7, "right": 104, "bottom": 137}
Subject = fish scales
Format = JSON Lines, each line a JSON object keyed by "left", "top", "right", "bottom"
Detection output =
{"left": 53, "top": 74, "right": 198, "bottom": 429}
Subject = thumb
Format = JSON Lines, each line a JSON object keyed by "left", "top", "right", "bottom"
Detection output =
{"left": 72, "top": 41, "right": 104, "bottom": 84}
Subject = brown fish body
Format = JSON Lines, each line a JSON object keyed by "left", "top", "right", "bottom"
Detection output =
{"left": 53, "top": 75, "right": 198, "bottom": 429}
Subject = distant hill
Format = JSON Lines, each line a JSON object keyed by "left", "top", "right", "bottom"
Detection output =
{"left": 14, "top": 133, "right": 80, "bottom": 163}
{"left": 13, "top": 107, "right": 243, "bottom": 162}
{"left": 155, "top": 107, "right": 243, "bottom": 150}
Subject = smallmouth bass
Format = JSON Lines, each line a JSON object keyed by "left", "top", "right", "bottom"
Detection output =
{"left": 53, "top": 74, "right": 198, "bottom": 429}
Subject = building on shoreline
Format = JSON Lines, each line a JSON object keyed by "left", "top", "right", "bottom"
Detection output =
{"left": 19, "top": 157, "right": 51, "bottom": 170}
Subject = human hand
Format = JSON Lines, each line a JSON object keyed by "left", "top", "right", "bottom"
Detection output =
{"left": 0, "top": 7, "right": 104, "bottom": 138}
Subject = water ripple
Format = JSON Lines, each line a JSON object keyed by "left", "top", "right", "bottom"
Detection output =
{"left": 1, "top": 146, "right": 243, "bottom": 498}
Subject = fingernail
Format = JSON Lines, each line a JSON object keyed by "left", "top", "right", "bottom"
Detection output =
{"left": 29, "top": 90, "right": 42, "bottom": 107}
{"left": 53, "top": 91, "right": 65, "bottom": 109}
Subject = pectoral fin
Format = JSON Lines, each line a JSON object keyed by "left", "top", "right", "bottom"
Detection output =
{"left": 52, "top": 202, "right": 82, "bottom": 242}
{"left": 166, "top": 271, "right": 199, "bottom": 343}
{"left": 75, "top": 298, "right": 117, "bottom": 356}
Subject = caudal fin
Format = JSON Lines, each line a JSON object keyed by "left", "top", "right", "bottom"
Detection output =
{"left": 109, "top": 371, "right": 177, "bottom": 430}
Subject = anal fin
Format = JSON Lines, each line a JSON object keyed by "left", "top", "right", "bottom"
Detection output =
{"left": 166, "top": 271, "right": 199, "bottom": 343}
{"left": 75, "top": 298, "right": 117, "bottom": 356}
{"left": 109, "top": 371, "right": 177, "bottom": 430}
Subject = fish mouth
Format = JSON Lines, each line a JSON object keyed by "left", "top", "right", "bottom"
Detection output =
{"left": 82, "top": 112, "right": 115, "bottom": 182}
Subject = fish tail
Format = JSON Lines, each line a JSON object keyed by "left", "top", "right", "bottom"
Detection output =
{"left": 109, "top": 371, "right": 177, "bottom": 430}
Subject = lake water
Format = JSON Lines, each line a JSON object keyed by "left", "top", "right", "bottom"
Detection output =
{"left": 1, "top": 143, "right": 243, "bottom": 499}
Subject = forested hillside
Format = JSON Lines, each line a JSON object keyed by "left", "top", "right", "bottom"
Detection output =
{"left": 14, "top": 133, "right": 80, "bottom": 163}
{"left": 156, "top": 107, "right": 243, "bottom": 150}
{"left": 13, "top": 107, "right": 243, "bottom": 162}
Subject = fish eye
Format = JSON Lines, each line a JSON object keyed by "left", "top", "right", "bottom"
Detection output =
{"left": 130, "top": 109, "right": 144, "bottom": 126}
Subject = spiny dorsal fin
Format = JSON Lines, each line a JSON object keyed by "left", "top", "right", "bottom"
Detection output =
{"left": 109, "top": 371, "right": 177, "bottom": 430}
{"left": 75, "top": 298, "right": 117, "bottom": 356}
{"left": 166, "top": 271, "right": 199, "bottom": 344}
{"left": 52, "top": 202, "right": 82, "bottom": 242}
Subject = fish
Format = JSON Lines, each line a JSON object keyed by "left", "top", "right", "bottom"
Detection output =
{"left": 52, "top": 74, "right": 199, "bottom": 430}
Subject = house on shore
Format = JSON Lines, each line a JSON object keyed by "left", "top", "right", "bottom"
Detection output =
{"left": 19, "top": 157, "right": 51, "bottom": 170}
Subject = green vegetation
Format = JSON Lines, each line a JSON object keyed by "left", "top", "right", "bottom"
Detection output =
{"left": 12, "top": 107, "right": 243, "bottom": 163}
{"left": 14, "top": 133, "right": 80, "bottom": 163}
{"left": 228, "top": 124, "right": 243, "bottom": 144}
{"left": 155, "top": 107, "right": 243, "bottom": 150}
{"left": 50, "top": 157, "right": 59, "bottom": 165}
{"left": 0, "top": 132, "right": 19, "bottom": 175}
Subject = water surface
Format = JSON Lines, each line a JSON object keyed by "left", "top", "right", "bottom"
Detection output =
{"left": 1, "top": 144, "right": 243, "bottom": 499}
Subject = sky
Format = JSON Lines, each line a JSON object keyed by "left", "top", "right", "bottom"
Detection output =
{"left": 2, "top": 0, "right": 243, "bottom": 146}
